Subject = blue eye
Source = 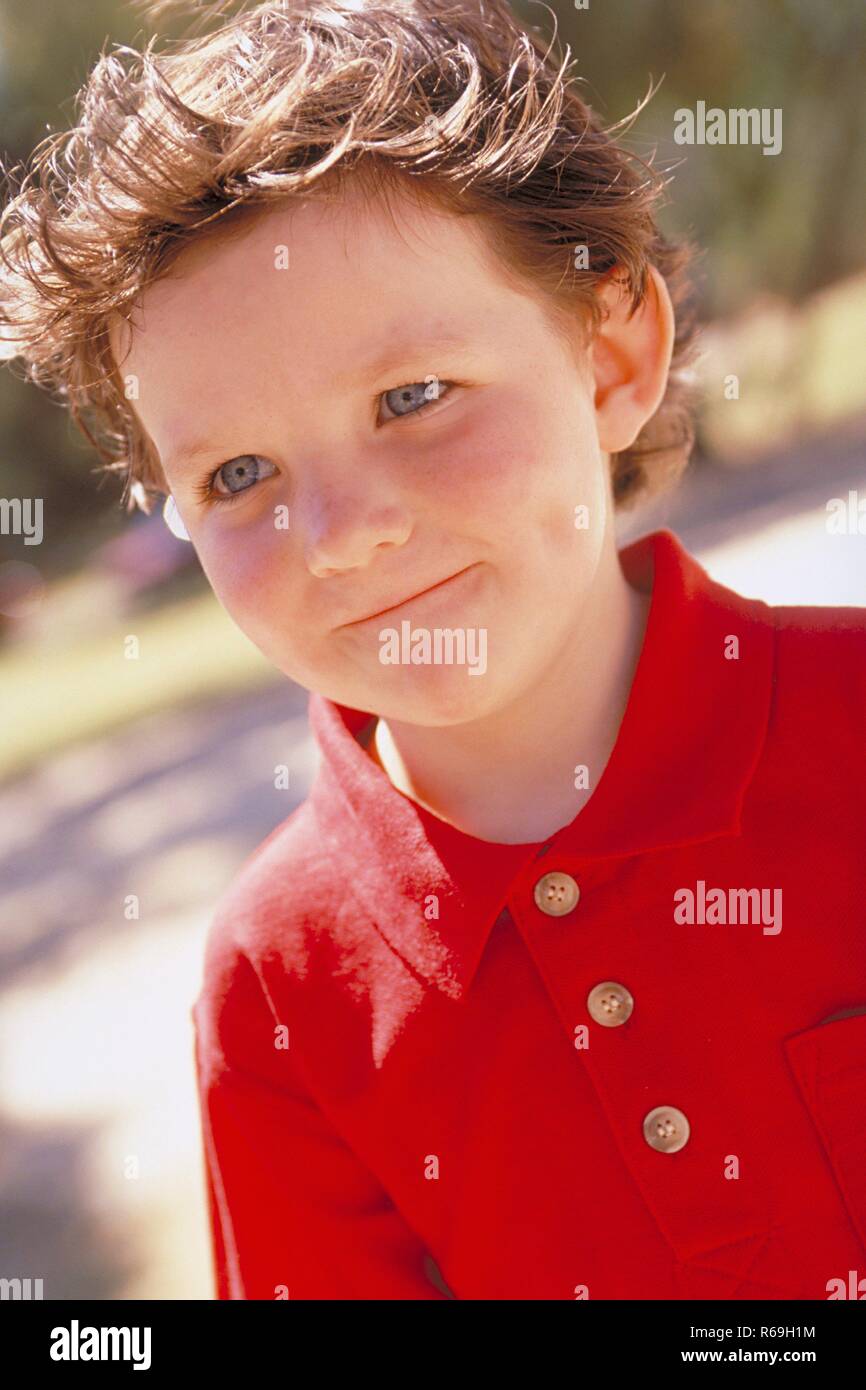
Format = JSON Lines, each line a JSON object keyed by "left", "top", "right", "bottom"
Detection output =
{"left": 211, "top": 455, "right": 276, "bottom": 497}
{"left": 381, "top": 378, "right": 451, "bottom": 421}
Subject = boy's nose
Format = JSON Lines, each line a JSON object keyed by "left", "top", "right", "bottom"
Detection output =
{"left": 300, "top": 489, "right": 414, "bottom": 578}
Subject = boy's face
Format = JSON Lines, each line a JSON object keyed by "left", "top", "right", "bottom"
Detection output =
{"left": 112, "top": 185, "right": 639, "bottom": 725}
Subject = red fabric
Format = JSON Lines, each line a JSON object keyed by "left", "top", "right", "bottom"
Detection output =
{"left": 191, "top": 527, "right": 866, "bottom": 1299}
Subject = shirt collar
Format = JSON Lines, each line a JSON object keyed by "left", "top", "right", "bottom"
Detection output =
{"left": 306, "top": 528, "right": 775, "bottom": 1001}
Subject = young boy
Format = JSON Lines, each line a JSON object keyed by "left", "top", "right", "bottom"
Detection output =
{"left": 2, "top": 0, "right": 865, "bottom": 1301}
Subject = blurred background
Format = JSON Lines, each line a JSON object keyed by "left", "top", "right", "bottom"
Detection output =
{"left": 0, "top": 0, "right": 864, "bottom": 1298}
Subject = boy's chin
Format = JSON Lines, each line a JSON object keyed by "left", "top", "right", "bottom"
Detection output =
{"left": 355, "top": 667, "right": 499, "bottom": 728}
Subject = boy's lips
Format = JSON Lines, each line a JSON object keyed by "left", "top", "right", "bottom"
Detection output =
{"left": 338, "top": 563, "right": 480, "bottom": 628}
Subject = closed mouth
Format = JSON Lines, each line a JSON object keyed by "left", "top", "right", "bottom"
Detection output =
{"left": 341, "top": 564, "right": 477, "bottom": 627}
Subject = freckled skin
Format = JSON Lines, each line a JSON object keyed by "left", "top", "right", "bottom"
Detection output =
{"left": 112, "top": 183, "right": 673, "bottom": 841}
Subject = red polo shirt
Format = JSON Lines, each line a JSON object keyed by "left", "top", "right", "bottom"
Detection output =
{"left": 191, "top": 527, "right": 866, "bottom": 1300}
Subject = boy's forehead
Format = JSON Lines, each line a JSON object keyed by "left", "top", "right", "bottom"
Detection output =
{"left": 112, "top": 187, "right": 517, "bottom": 373}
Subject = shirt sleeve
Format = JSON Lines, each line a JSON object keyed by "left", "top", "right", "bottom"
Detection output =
{"left": 191, "top": 946, "right": 450, "bottom": 1301}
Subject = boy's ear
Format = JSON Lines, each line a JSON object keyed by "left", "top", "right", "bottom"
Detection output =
{"left": 589, "top": 264, "right": 675, "bottom": 454}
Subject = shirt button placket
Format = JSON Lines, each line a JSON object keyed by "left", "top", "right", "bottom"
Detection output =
{"left": 583, "top": 987, "right": 691, "bottom": 1155}
{"left": 531, "top": 868, "right": 693, "bottom": 1159}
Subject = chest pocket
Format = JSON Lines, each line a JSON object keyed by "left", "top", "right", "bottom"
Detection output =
{"left": 784, "top": 1010, "right": 866, "bottom": 1255}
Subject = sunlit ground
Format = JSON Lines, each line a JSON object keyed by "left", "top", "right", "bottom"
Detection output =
{"left": 0, "top": 484, "right": 863, "bottom": 1298}
{"left": 696, "top": 497, "right": 866, "bottom": 606}
{"left": 0, "top": 683, "right": 317, "bottom": 1298}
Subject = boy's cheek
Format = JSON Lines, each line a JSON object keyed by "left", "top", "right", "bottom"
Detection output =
{"left": 195, "top": 540, "right": 336, "bottom": 680}
{"left": 441, "top": 384, "right": 599, "bottom": 508}
{"left": 426, "top": 423, "right": 547, "bottom": 521}
{"left": 195, "top": 536, "right": 296, "bottom": 640}
{"left": 208, "top": 580, "right": 315, "bottom": 680}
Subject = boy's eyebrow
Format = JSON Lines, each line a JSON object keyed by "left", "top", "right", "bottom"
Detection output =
{"left": 345, "top": 327, "right": 483, "bottom": 384}
{"left": 163, "top": 439, "right": 230, "bottom": 472}
{"left": 164, "top": 329, "right": 482, "bottom": 470}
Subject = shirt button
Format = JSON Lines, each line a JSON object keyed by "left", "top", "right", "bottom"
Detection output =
{"left": 533, "top": 871, "right": 580, "bottom": 916}
{"left": 587, "top": 981, "right": 634, "bottom": 1027}
{"left": 642, "top": 1106, "right": 690, "bottom": 1153}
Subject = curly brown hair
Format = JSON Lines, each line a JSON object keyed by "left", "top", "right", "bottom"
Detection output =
{"left": 0, "top": 0, "right": 700, "bottom": 515}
